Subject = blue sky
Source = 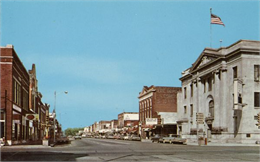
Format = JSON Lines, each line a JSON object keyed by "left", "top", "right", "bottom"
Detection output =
{"left": 1, "top": 0, "right": 259, "bottom": 130}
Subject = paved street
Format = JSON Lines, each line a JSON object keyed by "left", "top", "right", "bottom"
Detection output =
{"left": 1, "top": 138, "right": 260, "bottom": 161}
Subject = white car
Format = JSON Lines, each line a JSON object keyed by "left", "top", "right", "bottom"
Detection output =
{"left": 0, "top": 138, "right": 4, "bottom": 146}
{"left": 123, "top": 135, "right": 130, "bottom": 140}
{"left": 74, "top": 135, "right": 81, "bottom": 140}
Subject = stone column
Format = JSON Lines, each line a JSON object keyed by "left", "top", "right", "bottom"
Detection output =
{"left": 192, "top": 80, "right": 197, "bottom": 125}
{"left": 196, "top": 77, "right": 204, "bottom": 139}
{"left": 220, "top": 61, "right": 228, "bottom": 130}
{"left": 197, "top": 77, "right": 202, "bottom": 113}
{"left": 214, "top": 70, "right": 220, "bottom": 127}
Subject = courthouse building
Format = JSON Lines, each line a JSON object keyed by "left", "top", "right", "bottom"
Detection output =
{"left": 177, "top": 40, "right": 260, "bottom": 144}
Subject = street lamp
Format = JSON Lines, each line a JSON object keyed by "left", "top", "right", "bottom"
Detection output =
{"left": 53, "top": 91, "right": 68, "bottom": 143}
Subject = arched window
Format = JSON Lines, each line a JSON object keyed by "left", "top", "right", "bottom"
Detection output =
{"left": 209, "top": 100, "right": 214, "bottom": 117}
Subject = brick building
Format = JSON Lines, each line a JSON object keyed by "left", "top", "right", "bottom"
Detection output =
{"left": 92, "top": 122, "right": 99, "bottom": 134}
{"left": 48, "top": 112, "right": 62, "bottom": 142}
{"left": 98, "top": 120, "right": 111, "bottom": 133}
{"left": 1, "top": 45, "right": 30, "bottom": 145}
{"left": 110, "top": 119, "right": 118, "bottom": 132}
{"left": 138, "top": 86, "right": 181, "bottom": 139}
{"left": 28, "top": 64, "right": 45, "bottom": 140}
{"left": 0, "top": 45, "right": 50, "bottom": 145}
{"left": 117, "top": 112, "right": 139, "bottom": 135}
{"left": 118, "top": 112, "right": 139, "bottom": 128}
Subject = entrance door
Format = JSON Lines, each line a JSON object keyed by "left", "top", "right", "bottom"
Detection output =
{"left": 0, "top": 122, "right": 5, "bottom": 138}
{"left": 207, "top": 124, "right": 212, "bottom": 139}
{"left": 178, "top": 126, "right": 182, "bottom": 135}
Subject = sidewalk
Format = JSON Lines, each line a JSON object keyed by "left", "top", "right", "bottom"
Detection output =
{"left": 141, "top": 139, "right": 152, "bottom": 143}
{"left": 141, "top": 139, "right": 260, "bottom": 146}
{"left": 1, "top": 144, "right": 51, "bottom": 149}
{"left": 1, "top": 141, "right": 71, "bottom": 149}
{"left": 187, "top": 142, "right": 260, "bottom": 147}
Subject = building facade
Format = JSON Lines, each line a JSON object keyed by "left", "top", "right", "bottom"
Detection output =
{"left": 0, "top": 45, "right": 51, "bottom": 145}
{"left": 118, "top": 112, "right": 139, "bottom": 129}
{"left": 177, "top": 40, "right": 260, "bottom": 144}
{"left": 138, "top": 86, "right": 181, "bottom": 139}
{"left": 110, "top": 119, "right": 118, "bottom": 132}
{"left": 117, "top": 112, "right": 139, "bottom": 135}
{"left": 98, "top": 120, "right": 111, "bottom": 133}
{"left": 1, "top": 45, "right": 30, "bottom": 145}
{"left": 92, "top": 122, "right": 100, "bottom": 134}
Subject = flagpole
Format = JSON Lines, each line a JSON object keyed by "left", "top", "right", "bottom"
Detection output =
{"left": 210, "top": 8, "right": 212, "bottom": 48}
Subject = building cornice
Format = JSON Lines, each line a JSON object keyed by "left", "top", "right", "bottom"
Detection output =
{"left": 180, "top": 40, "right": 260, "bottom": 81}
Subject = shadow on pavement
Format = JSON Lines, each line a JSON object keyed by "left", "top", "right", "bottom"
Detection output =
{"left": 1, "top": 151, "right": 89, "bottom": 161}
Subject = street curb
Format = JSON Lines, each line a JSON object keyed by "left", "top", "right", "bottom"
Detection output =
{"left": 187, "top": 142, "right": 260, "bottom": 147}
{"left": 1, "top": 145, "right": 51, "bottom": 149}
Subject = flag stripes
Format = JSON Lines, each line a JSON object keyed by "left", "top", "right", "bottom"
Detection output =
{"left": 211, "top": 14, "right": 225, "bottom": 26}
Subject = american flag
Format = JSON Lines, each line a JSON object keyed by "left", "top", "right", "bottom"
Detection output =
{"left": 211, "top": 13, "right": 225, "bottom": 26}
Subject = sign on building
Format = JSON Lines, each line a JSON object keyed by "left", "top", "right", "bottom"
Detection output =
{"left": 257, "top": 113, "right": 260, "bottom": 126}
{"left": 196, "top": 113, "right": 204, "bottom": 124}
{"left": 26, "top": 114, "right": 39, "bottom": 121}
{"left": 146, "top": 118, "right": 158, "bottom": 125}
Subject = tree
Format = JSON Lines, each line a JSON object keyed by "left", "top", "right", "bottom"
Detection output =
{"left": 64, "top": 127, "right": 84, "bottom": 136}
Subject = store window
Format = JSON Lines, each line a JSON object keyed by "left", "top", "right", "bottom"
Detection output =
{"left": 233, "top": 66, "right": 237, "bottom": 79}
{"left": 184, "top": 87, "right": 187, "bottom": 99}
{"left": 254, "top": 65, "right": 260, "bottom": 81}
{"left": 13, "top": 79, "right": 22, "bottom": 106}
{"left": 0, "top": 112, "right": 5, "bottom": 138}
{"left": 209, "top": 100, "right": 214, "bottom": 117}
{"left": 190, "top": 104, "right": 193, "bottom": 117}
{"left": 190, "top": 83, "right": 193, "bottom": 97}
{"left": 184, "top": 106, "right": 187, "bottom": 114}
{"left": 22, "top": 89, "right": 29, "bottom": 111}
{"left": 203, "top": 80, "right": 206, "bottom": 93}
{"left": 208, "top": 77, "right": 212, "bottom": 91}
{"left": 255, "top": 92, "right": 260, "bottom": 107}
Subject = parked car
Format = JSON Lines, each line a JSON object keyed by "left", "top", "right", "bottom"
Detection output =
{"left": 57, "top": 136, "right": 69, "bottom": 143}
{"left": 74, "top": 135, "right": 82, "bottom": 140}
{"left": 151, "top": 134, "right": 165, "bottom": 143}
{"left": 171, "top": 135, "right": 187, "bottom": 144}
{"left": 161, "top": 134, "right": 187, "bottom": 144}
{"left": 161, "top": 134, "right": 176, "bottom": 143}
{"left": 129, "top": 135, "right": 141, "bottom": 141}
{"left": 120, "top": 135, "right": 125, "bottom": 140}
{"left": 105, "top": 134, "right": 115, "bottom": 139}
{"left": 0, "top": 138, "right": 5, "bottom": 146}
{"left": 86, "top": 135, "right": 92, "bottom": 138}
{"left": 123, "top": 135, "right": 131, "bottom": 140}
{"left": 94, "top": 135, "right": 100, "bottom": 138}
{"left": 113, "top": 134, "right": 121, "bottom": 140}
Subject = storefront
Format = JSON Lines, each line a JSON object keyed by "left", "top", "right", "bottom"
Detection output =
{"left": 151, "top": 124, "right": 177, "bottom": 136}
{"left": 0, "top": 110, "right": 5, "bottom": 138}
